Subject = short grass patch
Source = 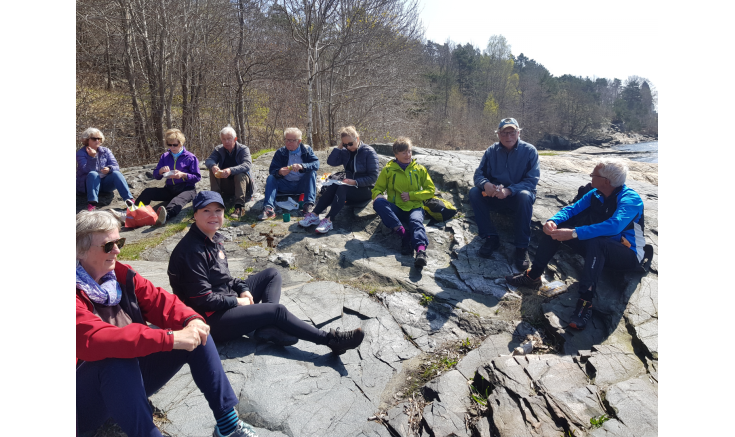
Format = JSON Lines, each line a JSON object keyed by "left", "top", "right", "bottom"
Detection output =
{"left": 118, "top": 221, "right": 189, "bottom": 260}
{"left": 251, "top": 148, "right": 276, "bottom": 160}
{"left": 539, "top": 151, "right": 561, "bottom": 156}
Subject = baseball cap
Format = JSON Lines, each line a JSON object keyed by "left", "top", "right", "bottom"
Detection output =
{"left": 497, "top": 118, "right": 520, "bottom": 131}
{"left": 193, "top": 191, "right": 225, "bottom": 211}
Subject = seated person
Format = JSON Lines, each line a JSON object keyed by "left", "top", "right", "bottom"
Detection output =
{"left": 76, "top": 127, "right": 133, "bottom": 221}
{"left": 167, "top": 191, "right": 364, "bottom": 354}
{"left": 299, "top": 126, "right": 379, "bottom": 234}
{"left": 204, "top": 125, "right": 256, "bottom": 219}
{"left": 468, "top": 117, "right": 540, "bottom": 270}
{"left": 258, "top": 127, "right": 319, "bottom": 220}
{"left": 136, "top": 128, "right": 201, "bottom": 225}
{"left": 76, "top": 210, "right": 258, "bottom": 437}
{"left": 371, "top": 137, "right": 435, "bottom": 269}
{"left": 505, "top": 158, "right": 645, "bottom": 330}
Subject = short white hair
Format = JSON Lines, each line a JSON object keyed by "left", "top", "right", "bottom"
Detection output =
{"left": 81, "top": 128, "right": 105, "bottom": 145}
{"left": 76, "top": 210, "right": 120, "bottom": 259}
{"left": 595, "top": 158, "right": 628, "bottom": 187}
{"left": 283, "top": 127, "right": 302, "bottom": 140}
{"left": 220, "top": 125, "right": 237, "bottom": 139}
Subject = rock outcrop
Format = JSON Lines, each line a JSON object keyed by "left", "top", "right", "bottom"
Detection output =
{"left": 83, "top": 145, "right": 658, "bottom": 437}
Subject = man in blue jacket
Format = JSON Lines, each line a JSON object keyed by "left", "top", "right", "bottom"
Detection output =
{"left": 505, "top": 158, "right": 645, "bottom": 330}
{"left": 258, "top": 127, "right": 320, "bottom": 220}
{"left": 204, "top": 125, "right": 256, "bottom": 219}
{"left": 469, "top": 118, "right": 540, "bottom": 270}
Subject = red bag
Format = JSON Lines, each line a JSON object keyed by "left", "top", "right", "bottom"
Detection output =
{"left": 125, "top": 205, "right": 158, "bottom": 228}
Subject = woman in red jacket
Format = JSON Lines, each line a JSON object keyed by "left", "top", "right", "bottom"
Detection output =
{"left": 76, "top": 210, "right": 257, "bottom": 437}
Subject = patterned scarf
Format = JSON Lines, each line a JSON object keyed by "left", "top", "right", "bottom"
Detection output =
{"left": 76, "top": 261, "right": 122, "bottom": 306}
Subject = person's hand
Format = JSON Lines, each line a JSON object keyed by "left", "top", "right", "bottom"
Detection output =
{"left": 100, "top": 167, "right": 111, "bottom": 175}
{"left": 172, "top": 320, "right": 210, "bottom": 351}
{"left": 343, "top": 178, "right": 357, "bottom": 186}
{"left": 550, "top": 228, "right": 574, "bottom": 241}
{"left": 159, "top": 166, "right": 171, "bottom": 175}
{"left": 400, "top": 192, "right": 410, "bottom": 202}
{"left": 239, "top": 290, "right": 254, "bottom": 305}
{"left": 495, "top": 187, "right": 509, "bottom": 200}
{"left": 278, "top": 167, "right": 290, "bottom": 176}
{"left": 237, "top": 297, "right": 252, "bottom": 306}
{"left": 373, "top": 194, "right": 386, "bottom": 204}
{"left": 543, "top": 221, "right": 557, "bottom": 236}
{"left": 220, "top": 168, "right": 232, "bottom": 178}
{"left": 171, "top": 170, "right": 186, "bottom": 180}
{"left": 86, "top": 146, "right": 98, "bottom": 158}
{"left": 211, "top": 165, "right": 221, "bottom": 174}
{"left": 291, "top": 163, "right": 303, "bottom": 172}
{"left": 483, "top": 182, "right": 498, "bottom": 198}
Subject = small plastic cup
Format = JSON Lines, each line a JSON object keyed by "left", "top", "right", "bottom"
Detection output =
{"left": 283, "top": 213, "right": 291, "bottom": 222}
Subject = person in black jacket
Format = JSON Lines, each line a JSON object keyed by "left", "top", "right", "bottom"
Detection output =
{"left": 167, "top": 191, "right": 364, "bottom": 355}
{"left": 299, "top": 126, "right": 380, "bottom": 234}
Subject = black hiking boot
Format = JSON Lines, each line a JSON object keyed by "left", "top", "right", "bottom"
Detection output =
{"left": 514, "top": 247, "right": 530, "bottom": 271}
{"left": 253, "top": 326, "right": 298, "bottom": 346}
{"left": 505, "top": 269, "right": 542, "bottom": 290}
{"left": 257, "top": 207, "right": 276, "bottom": 221}
{"left": 479, "top": 236, "right": 500, "bottom": 258}
{"left": 414, "top": 250, "right": 428, "bottom": 268}
{"left": 568, "top": 298, "right": 593, "bottom": 330}
{"left": 326, "top": 327, "right": 365, "bottom": 355}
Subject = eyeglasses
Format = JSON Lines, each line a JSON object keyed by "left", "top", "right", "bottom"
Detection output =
{"left": 100, "top": 238, "right": 126, "bottom": 253}
{"left": 344, "top": 142, "right": 355, "bottom": 147}
{"left": 285, "top": 139, "right": 300, "bottom": 143}
{"left": 167, "top": 143, "right": 180, "bottom": 147}
{"left": 589, "top": 173, "right": 608, "bottom": 180}
{"left": 89, "top": 137, "right": 102, "bottom": 141}
{"left": 498, "top": 131, "right": 518, "bottom": 137}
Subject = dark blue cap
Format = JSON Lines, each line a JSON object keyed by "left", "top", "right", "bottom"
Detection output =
{"left": 497, "top": 117, "right": 520, "bottom": 131}
{"left": 193, "top": 191, "right": 225, "bottom": 211}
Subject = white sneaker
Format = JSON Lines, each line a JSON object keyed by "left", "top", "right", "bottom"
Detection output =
{"left": 156, "top": 206, "right": 167, "bottom": 225}
{"left": 315, "top": 218, "right": 333, "bottom": 234}
{"left": 299, "top": 212, "right": 321, "bottom": 227}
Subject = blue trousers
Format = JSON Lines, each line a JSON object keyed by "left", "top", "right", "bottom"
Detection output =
{"left": 76, "top": 335, "right": 237, "bottom": 437}
{"left": 373, "top": 198, "right": 428, "bottom": 250}
{"left": 468, "top": 186, "right": 535, "bottom": 248}
{"left": 86, "top": 170, "right": 133, "bottom": 203}
{"left": 263, "top": 171, "right": 317, "bottom": 209}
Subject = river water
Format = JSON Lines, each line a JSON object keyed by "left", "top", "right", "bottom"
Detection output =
{"left": 611, "top": 141, "right": 658, "bottom": 163}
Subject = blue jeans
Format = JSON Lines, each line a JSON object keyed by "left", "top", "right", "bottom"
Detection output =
{"left": 468, "top": 186, "right": 535, "bottom": 248}
{"left": 373, "top": 198, "right": 428, "bottom": 249}
{"left": 263, "top": 171, "right": 317, "bottom": 209}
{"left": 86, "top": 170, "right": 133, "bottom": 203}
{"left": 76, "top": 335, "right": 237, "bottom": 437}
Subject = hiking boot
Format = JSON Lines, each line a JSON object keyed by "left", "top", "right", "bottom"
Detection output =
{"left": 401, "top": 238, "right": 413, "bottom": 256}
{"left": 156, "top": 206, "right": 167, "bottom": 225}
{"left": 302, "top": 202, "right": 314, "bottom": 214}
{"left": 299, "top": 212, "right": 321, "bottom": 227}
{"left": 505, "top": 269, "right": 542, "bottom": 290}
{"left": 230, "top": 205, "right": 244, "bottom": 219}
{"left": 478, "top": 236, "right": 500, "bottom": 258}
{"left": 257, "top": 207, "right": 275, "bottom": 221}
{"left": 213, "top": 419, "right": 258, "bottom": 437}
{"left": 568, "top": 298, "right": 593, "bottom": 330}
{"left": 315, "top": 218, "right": 333, "bottom": 234}
{"left": 326, "top": 327, "right": 365, "bottom": 355}
{"left": 253, "top": 326, "right": 298, "bottom": 346}
{"left": 514, "top": 247, "right": 530, "bottom": 271}
{"left": 414, "top": 250, "right": 428, "bottom": 268}
{"left": 86, "top": 203, "right": 96, "bottom": 212}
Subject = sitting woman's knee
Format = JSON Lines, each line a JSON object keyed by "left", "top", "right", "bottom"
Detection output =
{"left": 86, "top": 171, "right": 100, "bottom": 179}
{"left": 261, "top": 267, "right": 281, "bottom": 281}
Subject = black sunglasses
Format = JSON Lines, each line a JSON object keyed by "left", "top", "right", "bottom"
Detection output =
{"left": 167, "top": 143, "right": 180, "bottom": 147}
{"left": 89, "top": 137, "right": 102, "bottom": 141}
{"left": 344, "top": 142, "right": 355, "bottom": 147}
{"left": 100, "top": 238, "right": 126, "bottom": 253}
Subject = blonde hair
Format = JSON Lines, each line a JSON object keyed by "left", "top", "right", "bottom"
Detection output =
{"left": 338, "top": 126, "right": 359, "bottom": 143}
{"left": 164, "top": 128, "right": 186, "bottom": 146}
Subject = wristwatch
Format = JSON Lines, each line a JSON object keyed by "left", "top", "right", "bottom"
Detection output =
{"left": 572, "top": 229, "right": 578, "bottom": 238}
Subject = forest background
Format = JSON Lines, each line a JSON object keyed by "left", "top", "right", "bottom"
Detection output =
{"left": 76, "top": 0, "right": 658, "bottom": 167}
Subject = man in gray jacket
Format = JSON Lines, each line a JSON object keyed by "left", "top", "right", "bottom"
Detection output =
{"left": 469, "top": 118, "right": 540, "bottom": 270}
{"left": 204, "top": 125, "right": 256, "bottom": 219}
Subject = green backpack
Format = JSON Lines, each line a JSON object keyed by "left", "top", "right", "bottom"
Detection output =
{"left": 422, "top": 197, "right": 458, "bottom": 222}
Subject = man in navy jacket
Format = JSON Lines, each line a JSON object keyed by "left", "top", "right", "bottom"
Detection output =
{"left": 258, "top": 127, "right": 320, "bottom": 220}
{"left": 469, "top": 118, "right": 540, "bottom": 270}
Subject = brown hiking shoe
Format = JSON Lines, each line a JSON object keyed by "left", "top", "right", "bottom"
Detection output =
{"left": 230, "top": 205, "right": 244, "bottom": 219}
{"left": 505, "top": 269, "right": 542, "bottom": 290}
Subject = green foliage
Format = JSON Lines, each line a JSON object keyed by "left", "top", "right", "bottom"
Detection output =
{"left": 251, "top": 148, "right": 276, "bottom": 160}
{"left": 590, "top": 414, "right": 610, "bottom": 428}
{"left": 469, "top": 385, "right": 490, "bottom": 406}
{"left": 419, "top": 294, "right": 434, "bottom": 306}
{"left": 118, "top": 221, "right": 189, "bottom": 260}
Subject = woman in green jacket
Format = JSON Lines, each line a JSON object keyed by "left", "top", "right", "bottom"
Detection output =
{"left": 371, "top": 137, "right": 436, "bottom": 268}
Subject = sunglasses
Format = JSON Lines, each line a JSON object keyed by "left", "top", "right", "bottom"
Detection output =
{"left": 100, "top": 238, "right": 126, "bottom": 253}
{"left": 167, "top": 143, "right": 180, "bottom": 147}
{"left": 89, "top": 137, "right": 102, "bottom": 141}
{"left": 344, "top": 142, "right": 355, "bottom": 147}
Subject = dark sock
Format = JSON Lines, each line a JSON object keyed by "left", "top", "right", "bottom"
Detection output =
{"left": 579, "top": 284, "right": 595, "bottom": 301}
{"left": 215, "top": 408, "right": 239, "bottom": 436}
{"left": 417, "top": 245, "right": 426, "bottom": 252}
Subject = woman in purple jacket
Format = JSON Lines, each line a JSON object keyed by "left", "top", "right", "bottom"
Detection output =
{"left": 76, "top": 127, "right": 135, "bottom": 212}
{"left": 136, "top": 128, "right": 201, "bottom": 225}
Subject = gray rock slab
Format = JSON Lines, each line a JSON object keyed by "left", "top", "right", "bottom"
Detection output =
{"left": 486, "top": 386, "right": 562, "bottom": 437}
{"left": 421, "top": 401, "right": 470, "bottom": 437}
{"left": 422, "top": 369, "right": 472, "bottom": 415}
{"left": 126, "top": 260, "right": 172, "bottom": 292}
{"left": 386, "top": 402, "right": 412, "bottom": 437}
{"left": 590, "top": 376, "right": 658, "bottom": 437}
{"left": 586, "top": 344, "right": 646, "bottom": 387}
{"left": 455, "top": 333, "right": 517, "bottom": 379}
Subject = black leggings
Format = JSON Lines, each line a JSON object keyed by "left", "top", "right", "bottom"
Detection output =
{"left": 313, "top": 183, "right": 373, "bottom": 219}
{"left": 204, "top": 268, "right": 329, "bottom": 344}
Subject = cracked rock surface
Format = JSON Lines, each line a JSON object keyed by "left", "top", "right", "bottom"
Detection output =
{"left": 93, "top": 147, "right": 657, "bottom": 436}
